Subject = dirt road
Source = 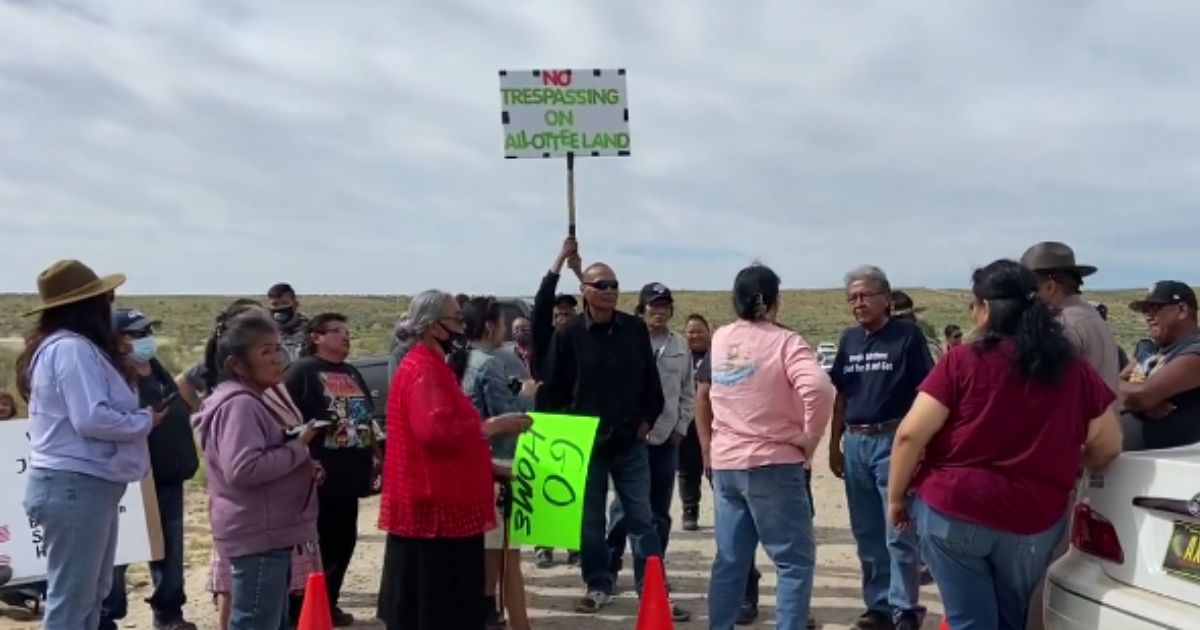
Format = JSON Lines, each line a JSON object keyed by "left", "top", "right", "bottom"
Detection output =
{"left": 1, "top": 450, "right": 946, "bottom": 629}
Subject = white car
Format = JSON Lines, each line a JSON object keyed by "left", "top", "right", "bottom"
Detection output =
{"left": 815, "top": 343, "right": 837, "bottom": 372}
{"left": 1044, "top": 445, "right": 1200, "bottom": 629}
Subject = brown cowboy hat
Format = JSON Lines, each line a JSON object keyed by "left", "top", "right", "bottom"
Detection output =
{"left": 1020, "top": 242, "right": 1097, "bottom": 277}
{"left": 24, "top": 259, "right": 126, "bottom": 316}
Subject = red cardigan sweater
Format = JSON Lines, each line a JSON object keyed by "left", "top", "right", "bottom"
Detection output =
{"left": 378, "top": 343, "right": 495, "bottom": 538}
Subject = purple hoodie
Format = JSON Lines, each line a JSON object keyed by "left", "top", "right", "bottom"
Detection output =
{"left": 192, "top": 381, "right": 317, "bottom": 559}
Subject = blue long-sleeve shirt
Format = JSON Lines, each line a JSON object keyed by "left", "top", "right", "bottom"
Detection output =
{"left": 27, "top": 331, "right": 152, "bottom": 483}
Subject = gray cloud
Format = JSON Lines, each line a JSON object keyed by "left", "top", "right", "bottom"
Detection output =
{"left": 2, "top": 0, "right": 1198, "bottom": 296}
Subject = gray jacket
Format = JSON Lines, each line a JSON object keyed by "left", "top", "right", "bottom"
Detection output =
{"left": 646, "top": 331, "right": 695, "bottom": 445}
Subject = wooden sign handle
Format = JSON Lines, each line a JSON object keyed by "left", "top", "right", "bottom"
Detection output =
{"left": 567, "top": 152, "right": 576, "bottom": 237}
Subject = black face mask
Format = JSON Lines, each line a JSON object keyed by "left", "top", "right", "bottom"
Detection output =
{"left": 271, "top": 307, "right": 295, "bottom": 325}
{"left": 437, "top": 323, "right": 469, "bottom": 355}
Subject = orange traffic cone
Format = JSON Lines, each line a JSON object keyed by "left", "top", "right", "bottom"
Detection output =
{"left": 636, "top": 555, "right": 674, "bottom": 630}
{"left": 297, "top": 572, "right": 333, "bottom": 630}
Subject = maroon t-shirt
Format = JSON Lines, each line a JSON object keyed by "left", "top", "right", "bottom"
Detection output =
{"left": 913, "top": 342, "right": 1115, "bottom": 535}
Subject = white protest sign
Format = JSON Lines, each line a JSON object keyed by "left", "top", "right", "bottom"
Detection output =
{"left": 500, "top": 68, "right": 631, "bottom": 159}
{"left": 0, "top": 419, "right": 161, "bottom": 586}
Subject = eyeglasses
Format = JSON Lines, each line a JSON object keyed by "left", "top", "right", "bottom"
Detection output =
{"left": 846, "top": 291, "right": 884, "bottom": 304}
{"left": 586, "top": 280, "right": 620, "bottom": 292}
{"left": 440, "top": 315, "right": 464, "bottom": 325}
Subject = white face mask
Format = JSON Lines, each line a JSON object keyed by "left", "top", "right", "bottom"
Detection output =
{"left": 131, "top": 336, "right": 157, "bottom": 363}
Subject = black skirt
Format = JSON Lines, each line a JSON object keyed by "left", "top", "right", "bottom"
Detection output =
{"left": 377, "top": 533, "right": 486, "bottom": 630}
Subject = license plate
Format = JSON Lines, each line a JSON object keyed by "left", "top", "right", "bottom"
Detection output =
{"left": 1163, "top": 521, "right": 1200, "bottom": 584}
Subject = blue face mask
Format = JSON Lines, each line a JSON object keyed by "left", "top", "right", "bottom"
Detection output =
{"left": 131, "top": 337, "right": 157, "bottom": 363}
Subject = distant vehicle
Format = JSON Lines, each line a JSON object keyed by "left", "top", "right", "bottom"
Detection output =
{"left": 350, "top": 296, "right": 533, "bottom": 419}
{"left": 816, "top": 342, "right": 837, "bottom": 372}
{"left": 1044, "top": 445, "right": 1200, "bottom": 629}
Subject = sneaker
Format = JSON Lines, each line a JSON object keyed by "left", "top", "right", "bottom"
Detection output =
{"left": 682, "top": 506, "right": 699, "bottom": 531}
{"left": 573, "top": 590, "right": 613, "bottom": 614}
{"left": 331, "top": 607, "right": 355, "bottom": 627}
{"left": 153, "top": 622, "right": 199, "bottom": 630}
{"left": 893, "top": 611, "right": 921, "bottom": 630}
{"left": 535, "top": 548, "right": 554, "bottom": 569}
{"left": 853, "top": 610, "right": 894, "bottom": 630}
{"left": 735, "top": 601, "right": 759, "bottom": 625}
{"left": 670, "top": 601, "right": 692, "bottom": 622}
{"left": 566, "top": 551, "right": 581, "bottom": 566}
{"left": 808, "top": 615, "right": 818, "bottom": 629}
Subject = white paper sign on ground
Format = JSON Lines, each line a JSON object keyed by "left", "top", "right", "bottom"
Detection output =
{"left": 499, "top": 68, "right": 631, "bottom": 159}
{"left": 0, "top": 419, "right": 161, "bottom": 586}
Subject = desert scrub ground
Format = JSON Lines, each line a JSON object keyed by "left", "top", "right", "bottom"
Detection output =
{"left": 0, "top": 287, "right": 1157, "bottom": 376}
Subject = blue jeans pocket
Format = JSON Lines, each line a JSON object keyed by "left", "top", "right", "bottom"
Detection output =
{"left": 917, "top": 500, "right": 978, "bottom": 553}
{"left": 23, "top": 470, "right": 59, "bottom": 525}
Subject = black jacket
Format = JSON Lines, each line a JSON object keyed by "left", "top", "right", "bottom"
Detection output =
{"left": 536, "top": 310, "right": 665, "bottom": 455}
{"left": 142, "top": 360, "right": 200, "bottom": 485}
{"left": 531, "top": 271, "right": 561, "bottom": 381}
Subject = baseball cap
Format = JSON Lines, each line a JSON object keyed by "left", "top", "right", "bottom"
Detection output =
{"left": 553, "top": 293, "right": 578, "bottom": 308}
{"left": 1129, "top": 281, "right": 1198, "bottom": 313}
{"left": 638, "top": 282, "right": 674, "bottom": 309}
{"left": 113, "top": 308, "right": 161, "bottom": 333}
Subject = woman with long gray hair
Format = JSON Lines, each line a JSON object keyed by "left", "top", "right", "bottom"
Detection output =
{"left": 376, "top": 290, "right": 532, "bottom": 630}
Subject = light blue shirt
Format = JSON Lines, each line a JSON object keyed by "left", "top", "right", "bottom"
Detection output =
{"left": 27, "top": 331, "right": 152, "bottom": 483}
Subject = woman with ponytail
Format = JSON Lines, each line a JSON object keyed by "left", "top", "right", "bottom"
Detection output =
{"left": 701, "top": 264, "right": 835, "bottom": 630}
{"left": 887, "top": 259, "right": 1123, "bottom": 629}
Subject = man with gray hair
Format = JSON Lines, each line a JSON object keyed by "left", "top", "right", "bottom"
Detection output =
{"left": 828, "top": 265, "right": 933, "bottom": 630}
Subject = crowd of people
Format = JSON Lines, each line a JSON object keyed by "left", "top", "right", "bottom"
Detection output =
{"left": 4, "top": 237, "right": 1198, "bottom": 630}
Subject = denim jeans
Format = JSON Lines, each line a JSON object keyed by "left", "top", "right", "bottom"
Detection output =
{"left": 709, "top": 464, "right": 816, "bottom": 630}
{"left": 581, "top": 441, "right": 661, "bottom": 595}
{"left": 100, "top": 481, "right": 188, "bottom": 628}
{"left": 605, "top": 441, "right": 678, "bottom": 578}
{"left": 913, "top": 497, "right": 1067, "bottom": 630}
{"left": 843, "top": 431, "right": 923, "bottom": 618}
{"left": 23, "top": 468, "right": 127, "bottom": 630}
{"left": 229, "top": 548, "right": 293, "bottom": 630}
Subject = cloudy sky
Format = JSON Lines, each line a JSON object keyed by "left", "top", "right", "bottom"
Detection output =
{"left": 2, "top": 1, "right": 1198, "bottom": 295}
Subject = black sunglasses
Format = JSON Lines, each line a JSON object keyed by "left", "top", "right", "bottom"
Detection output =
{"left": 585, "top": 280, "right": 620, "bottom": 291}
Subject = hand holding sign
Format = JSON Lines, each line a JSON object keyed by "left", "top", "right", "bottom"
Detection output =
{"left": 507, "top": 413, "right": 599, "bottom": 550}
{"left": 484, "top": 413, "right": 534, "bottom": 438}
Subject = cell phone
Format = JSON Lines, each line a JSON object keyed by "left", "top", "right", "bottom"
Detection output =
{"left": 285, "top": 420, "right": 333, "bottom": 436}
{"left": 155, "top": 392, "right": 179, "bottom": 412}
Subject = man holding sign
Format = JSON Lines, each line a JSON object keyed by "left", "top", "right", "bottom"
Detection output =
{"left": 537, "top": 263, "right": 666, "bottom": 614}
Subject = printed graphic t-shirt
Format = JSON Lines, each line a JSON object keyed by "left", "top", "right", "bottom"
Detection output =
{"left": 1122, "top": 332, "right": 1200, "bottom": 451}
{"left": 830, "top": 318, "right": 934, "bottom": 425}
{"left": 285, "top": 356, "right": 376, "bottom": 497}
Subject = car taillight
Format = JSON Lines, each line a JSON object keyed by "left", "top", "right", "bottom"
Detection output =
{"left": 1072, "top": 503, "right": 1124, "bottom": 564}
